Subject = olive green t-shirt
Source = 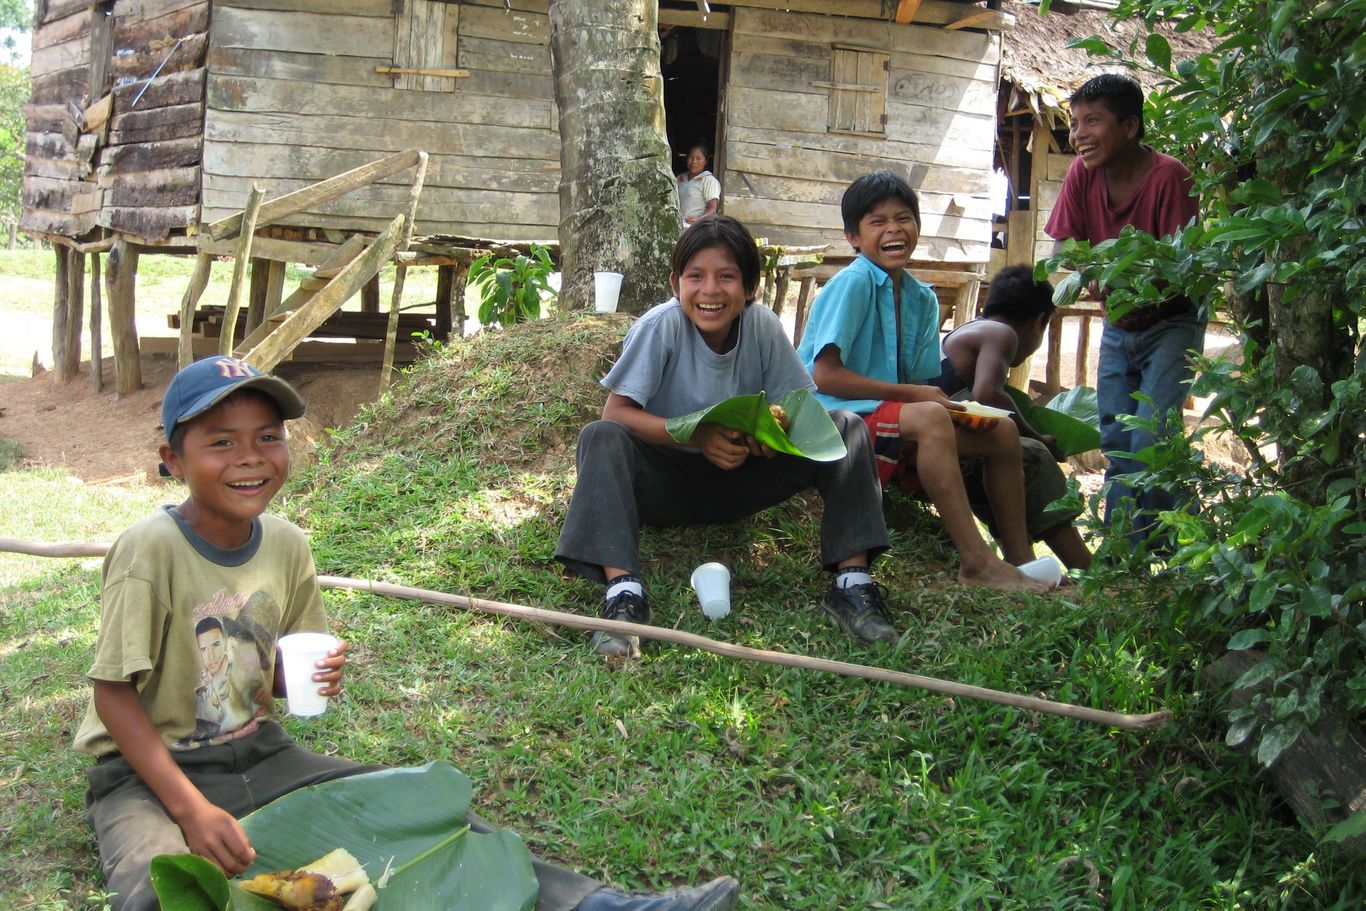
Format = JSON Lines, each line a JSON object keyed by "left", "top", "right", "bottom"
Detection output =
{"left": 73, "top": 508, "right": 327, "bottom": 757}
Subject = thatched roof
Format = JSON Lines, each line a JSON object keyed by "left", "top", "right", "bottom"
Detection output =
{"left": 1000, "top": 1, "right": 1217, "bottom": 127}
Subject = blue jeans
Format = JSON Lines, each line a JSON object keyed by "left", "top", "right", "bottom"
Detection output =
{"left": 1097, "top": 310, "right": 1205, "bottom": 534}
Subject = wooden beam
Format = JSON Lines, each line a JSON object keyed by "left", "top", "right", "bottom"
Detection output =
{"left": 219, "top": 184, "right": 265, "bottom": 355}
{"left": 312, "top": 234, "right": 369, "bottom": 279}
{"left": 895, "top": 0, "right": 923, "bottom": 25}
{"left": 63, "top": 250, "right": 86, "bottom": 383}
{"left": 374, "top": 66, "right": 470, "bottom": 79}
{"left": 50, "top": 248, "right": 72, "bottom": 383}
{"left": 659, "top": 8, "right": 729, "bottom": 28}
{"left": 945, "top": 10, "right": 1012, "bottom": 31}
{"left": 205, "top": 149, "right": 423, "bottom": 241}
{"left": 197, "top": 234, "right": 341, "bottom": 267}
{"left": 245, "top": 215, "right": 406, "bottom": 373}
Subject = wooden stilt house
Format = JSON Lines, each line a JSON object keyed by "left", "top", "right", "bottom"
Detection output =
{"left": 23, "top": 0, "right": 1020, "bottom": 391}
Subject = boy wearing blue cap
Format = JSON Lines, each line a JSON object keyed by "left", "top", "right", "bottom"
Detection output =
{"left": 76, "top": 356, "right": 738, "bottom": 911}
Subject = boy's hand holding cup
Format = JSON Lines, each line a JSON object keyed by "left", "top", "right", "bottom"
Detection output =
{"left": 276, "top": 633, "right": 345, "bottom": 716}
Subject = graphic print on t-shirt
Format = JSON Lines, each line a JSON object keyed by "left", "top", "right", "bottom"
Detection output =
{"left": 175, "top": 589, "right": 282, "bottom": 748}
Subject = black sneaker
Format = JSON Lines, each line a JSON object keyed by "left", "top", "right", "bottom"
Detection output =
{"left": 590, "top": 589, "right": 650, "bottom": 659}
{"left": 820, "top": 580, "right": 899, "bottom": 644}
{"left": 575, "top": 876, "right": 739, "bottom": 911}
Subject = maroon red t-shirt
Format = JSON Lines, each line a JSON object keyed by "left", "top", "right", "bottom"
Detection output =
{"left": 1045, "top": 149, "right": 1197, "bottom": 245}
{"left": 1044, "top": 149, "right": 1198, "bottom": 328}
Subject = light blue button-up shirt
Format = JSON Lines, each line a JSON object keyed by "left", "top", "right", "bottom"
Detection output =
{"left": 795, "top": 254, "right": 941, "bottom": 414}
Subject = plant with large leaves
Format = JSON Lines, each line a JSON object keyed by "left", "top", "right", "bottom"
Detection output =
{"left": 151, "top": 762, "right": 538, "bottom": 911}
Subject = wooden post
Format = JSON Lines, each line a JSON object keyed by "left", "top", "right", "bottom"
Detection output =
{"left": 1044, "top": 309, "right": 1064, "bottom": 393}
{"left": 89, "top": 253, "right": 103, "bottom": 392}
{"left": 220, "top": 185, "right": 265, "bottom": 355}
{"left": 265, "top": 260, "right": 286, "bottom": 317}
{"left": 246, "top": 258, "right": 270, "bottom": 333}
{"left": 106, "top": 238, "right": 142, "bottom": 396}
{"left": 361, "top": 275, "right": 381, "bottom": 313}
{"left": 1076, "top": 313, "right": 1092, "bottom": 388}
{"left": 792, "top": 276, "right": 816, "bottom": 347}
{"left": 771, "top": 269, "right": 791, "bottom": 318}
{"left": 65, "top": 250, "right": 86, "bottom": 382}
{"left": 178, "top": 253, "right": 213, "bottom": 368}
{"left": 435, "top": 265, "right": 454, "bottom": 339}
{"left": 51, "top": 247, "right": 72, "bottom": 382}
{"left": 380, "top": 151, "right": 429, "bottom": 391}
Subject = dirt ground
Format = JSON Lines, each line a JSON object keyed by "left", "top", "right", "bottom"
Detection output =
{"left": 0, "top": 354, "right": 379, "bottom": 484}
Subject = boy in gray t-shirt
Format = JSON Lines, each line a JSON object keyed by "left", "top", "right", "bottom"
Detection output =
{"left": 555, "top": 216, "right": 899, "bottom": 660}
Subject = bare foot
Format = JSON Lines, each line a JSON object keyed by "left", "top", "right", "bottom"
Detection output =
{"left": 958, "top": 557, "right": 1056, "bottom": 593}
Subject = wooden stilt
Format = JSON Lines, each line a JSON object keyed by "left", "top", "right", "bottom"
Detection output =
{"left": 435, "top": 265, "right": 454, "bottom": 340}
{"left": 264, "top": 260, "right": 286, "bottom": 317}
{"left": 246, "top": 258, "right": 269, "bottom": 333}
{"left": 65, "top": 250, "right": 85, "bottom": 381}
{"left": 51, "top": 247, "right": 72, "bottom": 383}
{"left": 107, "top": 239, "right": 142, "bottom": 396}
{"left": 1076, "top": 313, "right": 1092, "bottom": 388}
{"left": 90, "top": 253, "right": 103, "bottom": 392}
{"left": 1045, "top": 307, "right": 1064, "bottom": 393}
{"left": 178, "top": 253, "right": 213, "bottom": 368}
{"left": 361, "top": 275, "right": 380, "bottom": 313}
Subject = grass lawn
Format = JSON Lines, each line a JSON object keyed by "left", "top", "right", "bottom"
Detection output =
{"left": 1, "top": 315, "right": 1362, "bottom": 909}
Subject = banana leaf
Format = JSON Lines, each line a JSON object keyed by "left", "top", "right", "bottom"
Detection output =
{"left": 663, "top": 389, "right": 847, "bottom": 461}
{"left": 1005, "top": 385, "right": 1101, "bottom": 456}
{"left": 151, "top": 762, "right": 538, "bottom": 911}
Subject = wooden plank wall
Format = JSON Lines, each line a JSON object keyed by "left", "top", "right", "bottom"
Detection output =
{"left": 723, "top": 7, "right": 1001, "bottom": 263}
{"left": 23, "top": 0, "right": 210, "bottom": 241}
{"left": 1032, "top": 137, "right": 1074, "bottom": 265}
{"left": 201, "top": 0, "right": 561, "bottom": 239}
{"left": 23, "top": 1, "right": 99, "bottom": 236}
{"left": 101, "top": 0, "right": 210, "bottom": 239}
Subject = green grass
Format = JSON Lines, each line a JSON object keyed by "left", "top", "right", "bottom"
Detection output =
{"left": 2, "top": 316, "right": 1363, "bottom": 909}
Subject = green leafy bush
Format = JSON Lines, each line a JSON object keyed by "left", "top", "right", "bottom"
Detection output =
{"left": 468, "top": 245, "right": 556, "bottom": 329}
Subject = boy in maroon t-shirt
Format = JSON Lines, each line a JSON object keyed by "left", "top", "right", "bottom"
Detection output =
{"left": 1044, "top": 73, "right": 1202, "bottom": 540}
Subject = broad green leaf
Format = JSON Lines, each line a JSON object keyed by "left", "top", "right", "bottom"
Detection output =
{"left": 664, "top": 389, "right": 847, "bottom": 462}
{"left": 150, "top": 854, "right": 230, "bottom": 911}
{"left": 156, "top": 763, "right": 538, "bottom": 911}
{"left": 1145, "top": 33, "right": 1172, "bottom": 71}
{"left": 1227, "top": 628, "right": 1271, "bottom": 651}
{"left": 1004, "top": 386, "right": 1100, "bottom": 456}
{"left": 1321, "top": 810, "right": 1366, "bottom": 845}
{"left": 1256, "top": 722, "right": 1299, "bottom": 766}
{"left": 1225, "top": 714, "right": 1258, "bottom": 748}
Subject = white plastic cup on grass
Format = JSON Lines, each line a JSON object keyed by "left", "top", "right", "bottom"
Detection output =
{"left": 277, "top": 632, "right": 340, "bottom": 717}
{"left": 593, "top": 271, "right": 623, "bottom": 313}
{"left": 1017, "top": 556, "right": 1063, "bottom": 586}
{"left": 690, "top": 562, "right": 732, "bottom": 619}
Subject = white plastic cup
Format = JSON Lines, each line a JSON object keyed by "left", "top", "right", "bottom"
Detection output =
{"left": 690, "top": 562, "right": 732, "bottom": 619}
{"left": 1017, "top": 556, "right": 1063, "bottom": 586}
{"left": 277, "top": 632, "right": 340, "bottom": 717}
{"left": 593, "top": 271, "right": 623, "bottom": 313}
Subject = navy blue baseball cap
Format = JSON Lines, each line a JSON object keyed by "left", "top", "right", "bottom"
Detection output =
{"left": 161, "top": 356, "right": 306, "bottom": 441}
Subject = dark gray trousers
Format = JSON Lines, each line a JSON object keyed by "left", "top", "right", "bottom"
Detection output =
{"left": 555, "top": 411, "right": 890, "bottom": 584}
{"left": 85, "top": 722, "right": 599, "bottom": 911}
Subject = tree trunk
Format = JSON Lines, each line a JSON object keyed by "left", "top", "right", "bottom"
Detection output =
{"left": 549, "top": 0, "right": 681, "bottom": 315}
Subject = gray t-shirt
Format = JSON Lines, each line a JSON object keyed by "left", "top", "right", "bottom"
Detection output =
{"left": 602, "top": 298, "right": 815, "bottom": 418}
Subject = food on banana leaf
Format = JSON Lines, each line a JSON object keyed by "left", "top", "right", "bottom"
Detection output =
{"left": 768, "top": 403, "right": 791, "bottom": 431}
{"left": 239, "top": 847, "right": 375, "bottom": 911}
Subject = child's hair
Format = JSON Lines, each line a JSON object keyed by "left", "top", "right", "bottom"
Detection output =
{"left": 1070, "top": 74, "right": 1145, "bottom": 140}
{"left": 982, "top": 265, "right": 1056, "bottom": 322}
{"left": 841, "top": 171, "right": 920, "bottom": 235}
{"left": 689, "top": 140, "right": 712, "bottom": 160}
{"left": 672, "top": 214, "right": 762, "bottom": 299}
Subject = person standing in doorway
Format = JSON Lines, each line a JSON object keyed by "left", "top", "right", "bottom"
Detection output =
{"left": 677, "top": 142, "right": 721, "bottom": 228}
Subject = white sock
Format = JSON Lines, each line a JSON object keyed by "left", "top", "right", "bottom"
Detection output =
{"left": 835, "top": 569, "right": 873, "bottom": 589}
{"left": 605, "top": 576, "right": 644, "bottom": 600}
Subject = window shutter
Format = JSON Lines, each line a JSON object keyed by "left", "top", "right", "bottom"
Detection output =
{"left": 393, "top": 0, "right": 461, "bottom": 92}
{"left": 826, "top": 46, "right": 889, "bottom": 136}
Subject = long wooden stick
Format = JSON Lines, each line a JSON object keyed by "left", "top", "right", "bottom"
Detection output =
{"left": 0, "top": 539, "right": 1170, "bottom": 731}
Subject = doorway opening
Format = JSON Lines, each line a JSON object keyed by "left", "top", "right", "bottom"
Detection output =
{"left": 659, "top": 16, "right": 727, "bottom": 183}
